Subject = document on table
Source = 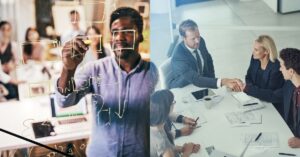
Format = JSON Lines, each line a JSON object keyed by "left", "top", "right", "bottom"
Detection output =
{"left": 179, "top": 110, "right": 207, "bottom": 124}
{"left": 225, "top": 111, "right": 262, "bottom": 126}
{"left": 174, "top": 110, "right": 207, "bottom": 128}
{"left": 232, "top": 92, "right": 253, "bottom": 103}
{"left": 232, "top": 92, "right": 265, "bottom": 112}
{"left": 209, "top": 150, "right": 237, "bottom": 157}
{"left": 241, "top": 132, "right": 279, "bottom": 148}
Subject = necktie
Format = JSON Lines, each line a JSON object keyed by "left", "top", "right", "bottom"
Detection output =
{"left": 193, "top": 50, "right": 202, "bottom": 75}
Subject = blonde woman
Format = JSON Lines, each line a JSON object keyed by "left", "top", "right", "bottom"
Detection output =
{"left": 243, "top": 35, "right": 284, "bottom": 115}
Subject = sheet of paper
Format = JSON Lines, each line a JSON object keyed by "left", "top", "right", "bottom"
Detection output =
{"left": 173, "top": 110, "right": 207, "bottom": 129}
{"left": 225, "top": 111, "right": 262, "bottom": 126}
{"left": 179, "top": 110, "right": 207, "bottom": 124}
{"left": 210, "top": 150, "right": 237, "bottom": 157}
{"left": 232, "top": 92, "right": 265, "bottom": 112}
{"left": 232, "top": 92, "right": 253, "bottom": 104}
{"left": 242, "top": 132, "right": 279, "bottom": 148}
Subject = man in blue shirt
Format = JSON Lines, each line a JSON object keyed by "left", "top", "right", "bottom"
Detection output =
{"left": 56, "top": 7, "right": 158, "bottom": 157}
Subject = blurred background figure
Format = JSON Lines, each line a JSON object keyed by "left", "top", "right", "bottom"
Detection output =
{"left": 45, "top": 24, "right": 59, "bottom": 41}
{"left": 23, "top": 27, "right": 44, "bottom": 64}
{"left": 61, "top": 10, "right": 84, "bottom": 45}
{"left": 76, "top": 25, "right": 111, "bottom": 68}
{"left": 0, "top": 21, "right": 22, "bottom": 100}
{"left": 17, "top": 27, "right": 51, "bottom": 96}
{"left": 81, "top": 25, "right": 109, "bottom": 65}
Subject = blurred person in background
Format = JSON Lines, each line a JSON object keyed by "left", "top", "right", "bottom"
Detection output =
{"left": 20, "top": 27, "right": 51, "bottom": 81}
{"left": 0, "top": 21, "right": 23, "bottom": 100}
{"left": 61, "top": 10, "right": 84, "bottom": 45}
{"left": 78, "top": 25, "right": 110, "bottom": 67}
{"left": 23, "top": 27, "right": 44, "bottom": 64}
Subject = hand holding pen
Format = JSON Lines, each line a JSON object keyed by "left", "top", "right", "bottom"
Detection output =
{"left": 193, "top": 117, "right": 199, "bottom": 127}
{"left": 183, "top": 116, "right": 198, "bottom": 126}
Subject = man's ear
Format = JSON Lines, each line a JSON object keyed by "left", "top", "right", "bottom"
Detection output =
{"left": 289, "top": 68, "right": 295, "bottom": 76}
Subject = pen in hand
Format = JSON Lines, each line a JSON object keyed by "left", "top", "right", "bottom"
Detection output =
{"left": 193, "top": 117, "right": 199, "bottom": 126}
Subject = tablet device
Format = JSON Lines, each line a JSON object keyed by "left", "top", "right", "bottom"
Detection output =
{"left": 191, "top": 89, "right": 209, "bottom": 100}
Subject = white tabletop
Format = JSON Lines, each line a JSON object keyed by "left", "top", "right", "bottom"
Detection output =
{"left": 0, "top": 96, "right": 91, "bottom": 151}
{"left": 171, "top": 85, "right": 300, "bottom": 157}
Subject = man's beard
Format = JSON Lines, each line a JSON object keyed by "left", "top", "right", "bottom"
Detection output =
{"left": 114, "top": 49, "right": 135, "bottom": 59}
{"left": 112, "top": 41, "right": 138, "bottom": 59}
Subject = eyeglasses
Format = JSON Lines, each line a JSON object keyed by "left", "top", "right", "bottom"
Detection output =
{"left": 172, "top": 100, "right": 176, "bottom": 105}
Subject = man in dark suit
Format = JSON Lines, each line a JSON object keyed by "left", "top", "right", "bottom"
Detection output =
{"left": 168, "top": 19, "right": 242, "bottom": 90}
{"left": 278, "top": 48, "right": 300, "bottom": 148}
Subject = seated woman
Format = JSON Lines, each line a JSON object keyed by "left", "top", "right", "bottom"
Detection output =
{"left": 243, "top": 35, "right": 284, "bottom": 115}
{"left": 78, "top": 26, "right": 110, "bottom": 67}
{"left": 0, "top": 21, "right": 21, "bottom": 100}
{"left": 150, "top": 89, "right": 200, "bottom": 157}
{"left": 23, "top": 27, "right": 44, "bottom": 64}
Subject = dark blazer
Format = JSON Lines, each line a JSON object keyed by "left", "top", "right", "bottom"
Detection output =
{"left": 282, "top": 81, "right": 300, "bottom": 137}
{"left": 168, "top": 38, "right": 217, "bottom": 89}
{"left": 244, "top": 57, "right": 284, "bottom": 115}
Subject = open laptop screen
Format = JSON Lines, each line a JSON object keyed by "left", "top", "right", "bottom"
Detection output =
{"left": 50, "top": 93, "right": 88, "bottom": 118}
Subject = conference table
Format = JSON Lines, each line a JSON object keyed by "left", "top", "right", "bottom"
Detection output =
{"left": 0, "top": 95, "right": 91, "bottom": 152}
{"left": 171, "top": 85, "right": 300, "bottom": 157}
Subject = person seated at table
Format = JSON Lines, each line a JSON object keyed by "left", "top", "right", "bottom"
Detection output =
{"left": 242, "top": 35, "right": 284, "bottom": 115}
{"left": 168, "top": 19, "right": 242, "bottom": 91}
{"left": 23, "top": 27, "right": 44, "bottom": 64}
{"left": 0, "top": 21, "right": 20, "bottom": 100}
{"left": 278, "top": 48, "right": 300, "bottom": 148}
{"left": 165, "top": 111, "right": 197, "bottom": 139}
{"left": 150, "top": 89, "right": 200, "bottom": 157}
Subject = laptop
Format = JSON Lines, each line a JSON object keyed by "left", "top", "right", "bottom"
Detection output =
{"left": 49, "top": 93, "right": 90, "bottom": 134}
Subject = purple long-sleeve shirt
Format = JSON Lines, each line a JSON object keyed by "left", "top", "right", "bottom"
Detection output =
{"left": 55, "top": 56, "right": 158, "bottom": 157}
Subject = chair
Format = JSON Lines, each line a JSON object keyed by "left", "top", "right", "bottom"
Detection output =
{"left": 159, "top": 58, "right": 172, "bottom": 89}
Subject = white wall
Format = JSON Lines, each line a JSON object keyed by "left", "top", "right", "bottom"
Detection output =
{"left": 15, "top": 0, "right": 36, "bottom": 42}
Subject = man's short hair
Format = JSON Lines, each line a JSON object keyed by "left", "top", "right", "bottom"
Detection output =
{"left": 179, "top": 19, "right": 198, "bottom": 37}
{"left": 70, "top": 10, "right": 79, "bottom": 15}
{"left": 0, "top": 21, "right": 10, "bottom": 28}
{"left": 109, "top": 7, "right": 144, "bottom": 42}
{"left": 280, "top": 48, "right": 300, "bottom": 75}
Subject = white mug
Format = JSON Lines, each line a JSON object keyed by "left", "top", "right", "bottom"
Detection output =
{"left": 203, "top": 96, "right": 213, "bottom": 109}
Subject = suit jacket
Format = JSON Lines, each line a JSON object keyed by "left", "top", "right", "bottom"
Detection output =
{"left": 168, "top": 38, "right": 217, "bottom": 89}
{"left": 244, "top": 57, "right": 285, "bottom": 114}
{"left": 282, "top": 81, "right": 300, "bottom": 137}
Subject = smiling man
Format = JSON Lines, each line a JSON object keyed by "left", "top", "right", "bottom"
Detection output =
{"left": 56, "top": 7, "right": 158, "bottom": 157}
